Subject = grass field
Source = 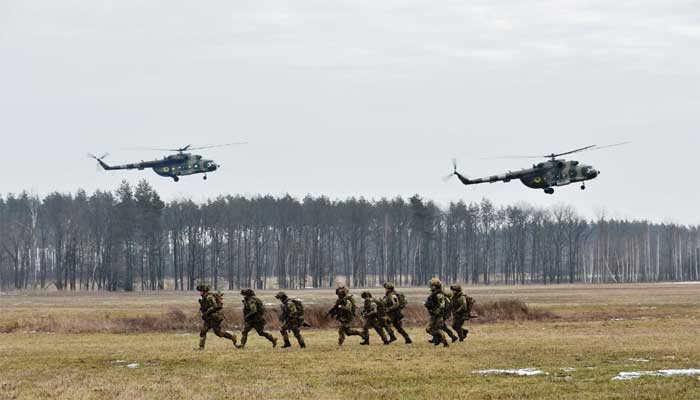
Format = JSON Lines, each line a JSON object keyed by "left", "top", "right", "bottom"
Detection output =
{"left": 2, "top": 283, "right": 700, "bottom": 399}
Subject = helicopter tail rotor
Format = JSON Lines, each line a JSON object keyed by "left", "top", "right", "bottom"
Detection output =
{"left": 443, "top": 159, "right": 473, "bottom": 185}
{"left": 88, "top": 152, "right": 111, "bottom": 170}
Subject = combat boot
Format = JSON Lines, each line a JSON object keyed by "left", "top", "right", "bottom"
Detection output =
{"left": 198, "top": 336, "right": 206, "bottom": 350}
{"left": 271, "top": 337, "right": 278, "bottom": 348}
{"left": 300, "top": 342, "right": 306, "bottom": 349}
{"left": 405, "top": 338, "right": 412, "bottom": 344}
{"left": 282, "top": 339, "right": 292, "bottom": 348}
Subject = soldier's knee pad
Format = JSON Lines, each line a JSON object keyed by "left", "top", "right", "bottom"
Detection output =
{"left": 199, "top": 331, "right": 207, "bottom": 338}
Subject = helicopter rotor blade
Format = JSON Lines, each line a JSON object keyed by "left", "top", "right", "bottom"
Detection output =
{"left": 185, "top": 142, "right": 248, "bottom": 151}
{"left": 125, "top": 142, "right": 247, "bottom": 152}
{"left": 548, "top": 144, "right": 598, "bottom": 159}
{"left": 443, "top": 158, "right": 461, "bottom": 182}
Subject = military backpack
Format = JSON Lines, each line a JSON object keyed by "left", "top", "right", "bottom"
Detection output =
{"left": 373, "top": 299, "right": 386, "bottom": 317}
{"left": 465, "top": 295, "right": 476, "bottom": 316}
{"left": 442, "top": 291, "right": 454, "bottom": 319}
{"left": 253, "top": 297, "right": 265, "bottom": 318}
{"left": 347, "top": 295, "right": 357, "bottom": 316}
{"left": 396, "top": 291, "right": 407, "bottom": 309}
{"left": 213, "top": 291, "right": 224, "bottom": 308}
{"left": 291, "top": 298, "right": 305, "bottom": 318}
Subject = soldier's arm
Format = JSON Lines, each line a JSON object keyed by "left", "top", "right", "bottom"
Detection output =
{"left": 454, "top": 296, "right": 466, "bottom": 314}
{"left": 244, "top": 300, "right": 257, "bottom": 319}
{"left": 203, "top": 296, "right": 220, "bottom": 316}
{"left": 433, "top": 294, "right": 445, "bottom": 315}
{"left": 387, "top": 294, "right": 400, "bottom": 312}
{"left": 365, "top": 302, "right": 377, "bottom": 318}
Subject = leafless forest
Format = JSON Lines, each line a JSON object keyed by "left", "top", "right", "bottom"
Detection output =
{"left": 1, "top": 180, "right": 698, "bottom": 291}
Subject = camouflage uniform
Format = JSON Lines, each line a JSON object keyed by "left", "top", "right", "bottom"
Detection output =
{"left": 450, "top": 285, "right": 470, "bottom": 341}
{"left": 382, "top": 283, "right": 412, "bottom": 344}
{"left": 359, "top": 292, "right": 391, "bottom": 345}
{"left": 196, "top": 284, "right": 237, "bottom": 349}
{"left": 328, "top": 287, "right": 364, "bottom": 346}
{"left": 237, "top": 289, "right": 277, "bottom": 349}
{"left": 275, "top": 291, "right": 306, "bottom": 348}
{"left": 424, "top": 278, "right": 449, "bottom": 347}
{"left": 440, "top": 290, "right": 459, "bottom": 343}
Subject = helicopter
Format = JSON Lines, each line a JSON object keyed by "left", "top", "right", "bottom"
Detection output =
{"left": 88, "top": 143, "right": 245, "bottom": 182}
{"left": 446, "top": 142, "right": 629, "bottom": 194}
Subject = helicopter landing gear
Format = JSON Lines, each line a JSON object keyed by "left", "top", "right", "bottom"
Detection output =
{"left": 173, "top": 176, "right": 179, "bottom": 182}
{"left": 581, "top": 184, "right": 586, "bottom": 190}
{"left": 544, "top": 188, "right": 554, "bottom": 195}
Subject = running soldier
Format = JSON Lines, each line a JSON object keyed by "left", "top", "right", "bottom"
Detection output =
{"left": 440, "top": 289, "right": 459, "bottom": 343}
{"left": 327, "top": 287, "right": 364, "bottom": 346}
{"left": 450, "top": 284, "right": 470, "bottom": 341}
{"left": 382, "top": 283, "right": 412, "bottom": 344}
{"left": 275, "top": 291, "right": 306, "bottom": 348}
{"left": 237, "top": 289, "right": 277, "bottom": 349}
{"left": 424, "top": 278, "right": 449, "bottom": 347}
{"left": 359, "top": 291, "right": 391, "bottom": 345}
{"left": 196, "top": 284, "right": 238, "bottom": 350}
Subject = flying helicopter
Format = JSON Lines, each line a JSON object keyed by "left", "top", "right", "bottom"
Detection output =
{"left": 88, "top": 143, "right": 245, "bottom": 182}
{"left": 445, "top": 142, "right": 629, "bottom": 194}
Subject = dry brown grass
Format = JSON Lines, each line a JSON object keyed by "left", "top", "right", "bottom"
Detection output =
{"left": 0, "top": 299, "right": 556, "bottom": 333}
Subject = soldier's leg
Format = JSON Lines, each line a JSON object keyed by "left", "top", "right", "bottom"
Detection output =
{"left": 291, "top": 325, "right": 305, "bottom": 348}
{"left": 452, "top": 316, "right": 465, "bottom": 341}
{"left": 338, "top": 324, "right": 346, "bottom": 346}
{"left": 431, "top": 318, "right": 448, "bottom": 347}
{"left": 442, "top": 323, "right": 458, "bottom": 342}
{"left": 199, "top": 321, "right": 210, "bottom": 349}
{"left": 392, "top": 317, "right": 412, "bottom": 343}
{"left": 280, "top": 326, "right": 292, "bottom": 348}
{"left": 254, "top": 322, "right": 277, "bottom": 347}
{"left": 211, "top": 322, "right": 238, "bottom": 347}
{"left": 372, "top": 320, "right": 389, "bottom": 344}
{"left": 238, "top": 322, "right": 253, "bottom": 348}
{"left": 360, "top": 321, "right": 371, "bottom": 345}
{"left": 383, "top": 318, "right": 397, "bottom": 342}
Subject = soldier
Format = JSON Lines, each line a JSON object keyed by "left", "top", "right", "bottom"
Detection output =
{"left": 196, "top": 284, "right": 238, "bottom": 350}
{"left": 236, "top": 289, "right": 277, "bottom": 349}
{"left": 450, "top": 284, "right": 470, "bottom": 341}
{"left": 327, "top": 286, "right": 365, "bottom": 346}
{"left": 382, "top": 283, "right": 412, "bottom": 344}
{"left": 440, "top": 289, "right": 459, "bottom": 343}
{"left": 275, "top": 291, "right": 306, "bottom": 349}
{"left": 359, "top": 291, "right": 391, "bottom": 345}
{"left": 424, "top": 278, "right": 449, "bottom": 347}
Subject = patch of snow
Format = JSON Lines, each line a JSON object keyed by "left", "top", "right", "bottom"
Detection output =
{"left": 627, "top": 358, "right": 650, "bottom": 363}
{"left": 612, "top": 369, "right": 700, "bottom": 381}
{"left": 473, "top": 368, "right": 547, "bottom": 376}
{"left": 126, "top": 363, "right": 140, "bottom": 369}
{"left": 668, "top": 281, "right": 700, "bottom": 285}
{"left": 561, "top": 368, "right": 576, "bottom": 372}
{"left": 112, "top": 360, "right": 127, "bottom": 364}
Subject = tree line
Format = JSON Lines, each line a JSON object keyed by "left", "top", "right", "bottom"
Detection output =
{"left": 1, "top": 180, "right": 698, "bottom": 291}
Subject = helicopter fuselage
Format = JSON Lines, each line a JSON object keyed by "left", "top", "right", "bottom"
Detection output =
{"left": 453, "top": 159, "right": 599, "bottom": 194}
{"left": 95, "top": 152, "right": 219, "bottom": 182}
{"left": 519, "top": 159, "right": 599, "bottom": 189}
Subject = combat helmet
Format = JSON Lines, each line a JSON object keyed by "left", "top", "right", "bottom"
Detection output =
{"left": 450, "top": 284, "right": 463, "bottom": 292}
{"left": 240, "top": 288, "right": 255, "bottom": 297}
{"left": 274, "top": 291, "right": 288, "bottom": 300}
{"left": 383, "top": 282, "right": 395, "bottom": 290}
{"left": 335, "top": 286, "right": 348, "bottom": 297}
{"left": 360, "top": 291, "right": 372, "bottom": 299}
{"left": 196, "top": 283, "right": 210, "bottom": 292}
{"left": 429, "top": 277, "right": 442, "bottom": 289}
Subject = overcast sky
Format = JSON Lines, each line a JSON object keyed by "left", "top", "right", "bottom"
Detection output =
{"left": 1, "top": 0, "right": 699, "bottom": 223}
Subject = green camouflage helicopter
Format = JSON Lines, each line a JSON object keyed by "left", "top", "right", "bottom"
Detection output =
{"left": 446, "top": 142, "right": 629, "bottom": 194}
{"left": 89, "top": 143, "right": 245, "bottom": 182}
